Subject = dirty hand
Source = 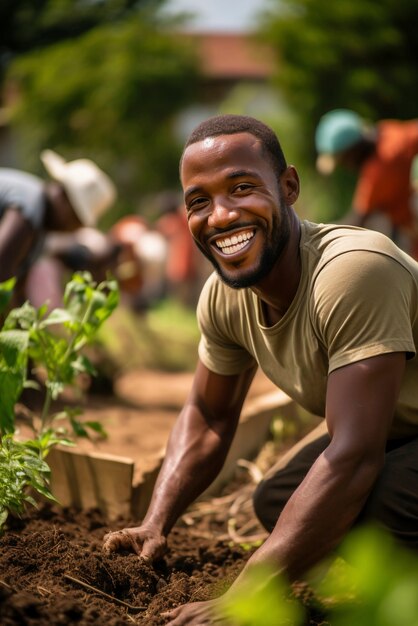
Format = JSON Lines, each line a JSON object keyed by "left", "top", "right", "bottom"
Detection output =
{"left": 162, "top": 599, "right": 228, "bottom": 625}
{"left": 103, "top": 526, "right": 167, "bottom": 561}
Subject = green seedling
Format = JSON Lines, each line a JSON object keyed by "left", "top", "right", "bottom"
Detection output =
{"left": 0, "top": 272, "right": 119, "bottom": 530}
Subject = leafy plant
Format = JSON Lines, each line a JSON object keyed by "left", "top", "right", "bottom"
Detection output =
{"left": 217, "top": 562, "right": 305, "bottom": 626}
{"left": 0, "top": 271, "right": 119, "bottom": 530}
{"left": 311, "top": 525, "right": 418, "bottom": 626}
{"left": 0, "top": 434, "right": 54, "bottom": 530}
{"left": 215, "top": 525, "right": 418, "bottom": 626}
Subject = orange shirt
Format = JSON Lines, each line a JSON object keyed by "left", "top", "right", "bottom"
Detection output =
{"left": 157, "top": 209, "right": 196, "bottom": 283}
{"left": 353, "top": 120, "right": 418, "bottom": 227}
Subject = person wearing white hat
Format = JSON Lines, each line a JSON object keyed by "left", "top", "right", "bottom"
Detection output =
{"left": 315, "top": 109, "right": 418, "bottom": 257}
{"left": 0, "top": 150, "right": 116, "bottom": 306}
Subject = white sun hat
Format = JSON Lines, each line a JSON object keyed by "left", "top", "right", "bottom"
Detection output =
{"left": 40, "top": 149, "right": 116, "bottom": 226}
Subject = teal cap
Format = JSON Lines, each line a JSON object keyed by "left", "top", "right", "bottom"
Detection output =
{"left": 315, "top": 109, "right": 364, "bottom": 155}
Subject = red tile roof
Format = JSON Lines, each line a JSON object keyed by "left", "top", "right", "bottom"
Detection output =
{"left": 185, "top": 32, "right": 275, "bottom": 79}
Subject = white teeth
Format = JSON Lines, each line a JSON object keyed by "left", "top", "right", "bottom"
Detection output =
{"left": 215, "top": 230, "right": 254, "bottom": 255}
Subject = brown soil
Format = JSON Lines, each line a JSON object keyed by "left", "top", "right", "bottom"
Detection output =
{"left": 2, "top": 369, "right": 329, "bottom": 625}
{"left": 0, "top": 497, "right": 328, "bottom": 626}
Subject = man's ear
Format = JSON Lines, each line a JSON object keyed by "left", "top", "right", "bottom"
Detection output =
{"left": 280, "top": 166, "right": 300, "bottom": 205}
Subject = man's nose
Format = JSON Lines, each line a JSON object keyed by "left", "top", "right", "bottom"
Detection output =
{"left": 207, "top": 200, "right": 239, "bottom": 229}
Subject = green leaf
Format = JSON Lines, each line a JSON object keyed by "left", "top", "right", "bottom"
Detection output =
{"left": 39, "top": 308, "right": 75, "bottom": 327}
{"left": 0, "top": 329, "right": 29, "bottom": 367}
{"left": 84, "top": 421, "right": 108, "bottom": 438}
{"left": 69, "top": 417, "right": 89, "bottom": 438}
{"left": 0, "top": 507, "right": 9, "bottom": 530}
{"left": 0, "top": 370, "right": 25, "bottom": 434}
{"left": 218, "top": 563, "right": 305, "bottom": 626}
{"left": 0, "top": 278, "right": 16, "bottom": 315}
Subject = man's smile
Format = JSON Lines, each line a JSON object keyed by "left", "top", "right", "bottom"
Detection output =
{"left": 212, "top": 228, "right": 255, "bottom": 256}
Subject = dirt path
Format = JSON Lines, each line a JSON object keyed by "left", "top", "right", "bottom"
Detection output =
{"left": 67, "top": 368, "right": 279, "bottom": 480}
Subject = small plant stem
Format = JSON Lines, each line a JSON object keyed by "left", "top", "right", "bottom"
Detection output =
{"left": 63, "top": 574, "right": 146, "bottom": 612}
{"left": 62, "top": 297, "right": 94, "bottom": 361}
{"left": 39, "top": 385, "right": 53, "bottom": 434}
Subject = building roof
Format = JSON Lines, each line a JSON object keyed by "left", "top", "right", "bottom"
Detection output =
{"left": 186, "top": 32, "right": 275, "bottom": 80}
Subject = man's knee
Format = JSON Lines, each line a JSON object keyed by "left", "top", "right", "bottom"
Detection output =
{"left": 253, "top": 429, "right": 330, "bottom": 533}
{"left": 253, "top": 474, "right": 291, "bottom": 532}
{"left": 359, "top": 439, "right": 418, "bottom": 549}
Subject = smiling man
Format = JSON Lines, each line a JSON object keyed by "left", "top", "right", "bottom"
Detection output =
{"left": 104, "top": 115, "right": 418, "bottom": 625}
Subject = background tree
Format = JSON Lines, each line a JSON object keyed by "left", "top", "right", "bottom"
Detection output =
{"left": 0, "top": 0, "right": 165, "bottom": 78}
{"left": 258, "top": 0, "right": 418, "bottom": 220}
{"left": 5, "top": 12, "right": 199, "bottom": 221}
{"left": 262, "top": 0, "right": 418, "bottom": 140}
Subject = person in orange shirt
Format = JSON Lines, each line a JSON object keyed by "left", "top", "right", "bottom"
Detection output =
{"left": 315, "top": 109, "right": 418, "bottom": 257}
{"left": 156, "top": 191, "right": 209, "bottom": 307}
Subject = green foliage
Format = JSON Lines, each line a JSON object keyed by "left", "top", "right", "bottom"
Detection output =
{"left": 0, "top": 0, "right": 165, "bottom": 66}
{"left": 0, "top": 272, "right": 119, "bottom": 531}
{"left": 7, "top": 15, "right": 200, "bottom": 205}
{"left": 99, "top": 297, "right": 200, "bottom": 372}
{"left": 0, "top": 277, "right": 16, "bottom": 315}
{"left": 0, "top": 434, "right": 57, "bottom": 529}
{"left": 312, "top": 525, "right": 418, "bottom": 626}
{"left": 217, "top": 563, "right": 305, "bottom": 626}
{"left": 215, "top": 526, "right": 418, "bottom": 626}
{"left": 261, "top": 0, "right": 418, "bottom": 143}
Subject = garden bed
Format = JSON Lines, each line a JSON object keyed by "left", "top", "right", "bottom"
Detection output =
{"left": 0, "top": 487, "right": 329, "bottom": 626}
{"left": 3, "top": 365, "right": 326, "bottom": 625}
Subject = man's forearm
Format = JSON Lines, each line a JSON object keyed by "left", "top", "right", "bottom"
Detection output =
{"left": 238, "top": 447, "right": 383, "bottom": 582}
{"left": 142, "top": 404, "right": 238, "bottom": 535}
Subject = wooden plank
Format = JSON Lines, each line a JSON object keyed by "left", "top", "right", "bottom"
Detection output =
{"left": 45, "top": 390, "right": 296, "bottom": 521}
{"left": 47, "top": 447, "right": 134, "bottom": 520}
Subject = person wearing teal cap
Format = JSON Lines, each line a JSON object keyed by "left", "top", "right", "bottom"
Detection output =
{"left": 315, "top": 109, "right": 418, "bottom": 258}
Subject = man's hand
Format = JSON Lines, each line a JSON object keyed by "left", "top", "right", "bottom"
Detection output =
{"left": 103, "top": 526, "right": 167, "bottom": 561}
{"left": 162, "top": 598, "right": 227, "bottom": 625}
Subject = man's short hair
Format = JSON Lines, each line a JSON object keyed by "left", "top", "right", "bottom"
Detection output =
{"left": 182, "top": 114, "right": 287, "bottom": 178}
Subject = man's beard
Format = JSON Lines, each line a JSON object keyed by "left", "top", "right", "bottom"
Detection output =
{"left": 195, "top": 205, "right": 291, "bottom": 289}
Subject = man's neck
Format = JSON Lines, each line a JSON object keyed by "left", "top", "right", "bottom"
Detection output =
{"left": 251, "top": 209, "right": 302, "bottom": 325}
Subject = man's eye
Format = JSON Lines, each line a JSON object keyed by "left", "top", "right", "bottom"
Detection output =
{"left": 234, "top": 183, "right": 253, "bottom": 192}
{"left": 187, "top": 197, "right": 208, "bottom": 211}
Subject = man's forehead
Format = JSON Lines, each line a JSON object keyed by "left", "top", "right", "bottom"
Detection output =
{"left": 183, "top": 132, "right": 262, "bottom": 166}
{"left": 193, "top": 131, "right": 259, "bottom": 148}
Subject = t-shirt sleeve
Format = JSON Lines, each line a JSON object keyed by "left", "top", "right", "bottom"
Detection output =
{"left": 197, "top": 274, "right": 256, "bottom": 375}
{"left": 312, "top": 250, "right": 417, "bottom": 373}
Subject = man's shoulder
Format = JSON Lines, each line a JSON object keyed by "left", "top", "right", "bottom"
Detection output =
{"left": 304, "top": 220, "right": 403, "bottom": 256}
{"left": 302, "top": 221, "right": 417, "bottom": 280}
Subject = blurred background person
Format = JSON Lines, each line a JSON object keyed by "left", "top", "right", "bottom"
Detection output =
{"left": 315, "top": 109, "right": 418, "bottom": 257}
{"left": 155, "top": 191, "right": 210, "bottom": 308}
{"left": 0, "top": 149, "right": 116, "bottom": 309}
{"left": 110, "top": 215, "right": 168, "bottom": 312}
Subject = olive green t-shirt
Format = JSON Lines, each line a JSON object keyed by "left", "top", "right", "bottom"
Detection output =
{"left": 197, "top": 221, "right": 418, "bottom": 438}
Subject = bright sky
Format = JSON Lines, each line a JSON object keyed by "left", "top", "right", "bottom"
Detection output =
{"left": 160, "top": 0, "right": 270, "bottom": 32}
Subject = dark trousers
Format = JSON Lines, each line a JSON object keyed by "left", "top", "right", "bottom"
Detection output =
{"left": 253, "top": 420, "right": 418, "bottom": 549}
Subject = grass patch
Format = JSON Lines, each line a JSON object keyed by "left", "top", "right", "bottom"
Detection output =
{"left": 97, "top": 298, "right": 200, "bottom": 373}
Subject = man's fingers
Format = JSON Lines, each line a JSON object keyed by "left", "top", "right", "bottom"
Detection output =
{"left": 103, "top": 529, "right": 142, "bottom": 555}
{"left": 140, "top": 538, "right": 166, "bottom": 562}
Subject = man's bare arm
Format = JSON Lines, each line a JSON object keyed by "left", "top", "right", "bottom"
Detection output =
{"left": 0, "top": 207, "right": 36, "bottom": 282}
{"left": 103, "top": 359, "right": 257, "bottom": 558}
{"left": 236, "top": 351, "right": 406, "bottom": 581}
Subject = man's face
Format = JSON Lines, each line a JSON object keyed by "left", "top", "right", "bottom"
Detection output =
{"left": 181, "top": 132, "right": 292, "bottom": 289}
